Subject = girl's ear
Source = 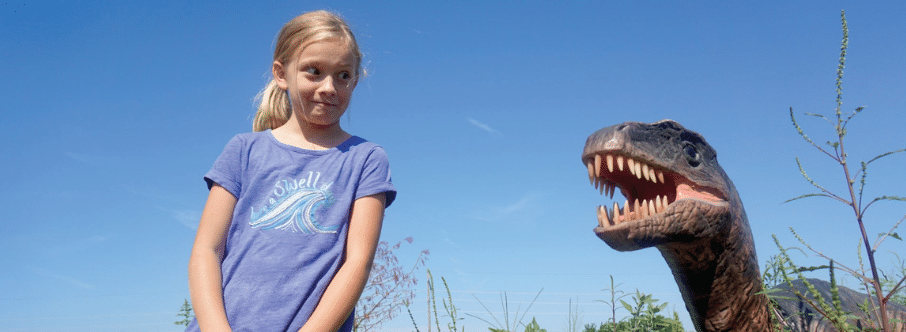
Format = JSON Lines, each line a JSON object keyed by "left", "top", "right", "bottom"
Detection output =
{"left": 273, "top": 61, "right": 288, "bottom": 90}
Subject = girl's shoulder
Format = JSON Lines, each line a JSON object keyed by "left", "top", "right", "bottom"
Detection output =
{"left": 234, "top": 130, "right": 274, "bottom": 143}
{"left": 219, "top": 130, "right": 273, "bottom": 148}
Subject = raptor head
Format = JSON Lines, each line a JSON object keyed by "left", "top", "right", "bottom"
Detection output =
{"left": 581, "top": 120, "right": 743, "bottom": 251}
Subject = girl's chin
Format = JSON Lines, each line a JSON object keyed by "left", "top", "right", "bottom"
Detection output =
{"left": 302, "top": 115, "right": 344, "bottom": 128}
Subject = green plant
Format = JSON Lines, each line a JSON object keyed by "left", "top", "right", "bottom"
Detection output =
{"left": 521, "top": 317, "right": 547, "bottom": 332}
{"left": 564, "top": 297, "right": 583, "bottom": 332}
{"left": 620, "top": 290, "right": 670, "bottom": 331}
{"left": 174, "top": 299, "right": 194, "bottom": 327}
{"left": 767, "top": 237, "right": 857, "bottom": 331}
{"left": 589, "top": 276, "right": 685, "bottom": 332}
{"left": 406, "top": 269, "right": 463, "bottom": 332}
{"left": 778, "top": 9, "right": 906, "bottom": 331}
{"left": 596, "top": 275, "right": 629, "bottom": 332}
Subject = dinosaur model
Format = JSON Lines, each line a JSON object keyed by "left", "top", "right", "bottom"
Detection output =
{"left": 581, "top": 120, "right": 905, "bottom": 332}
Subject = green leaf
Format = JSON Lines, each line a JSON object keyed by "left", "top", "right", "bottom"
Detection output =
{"left": 783, "top": 193, "right": 832, "bottom": 204}
{"left": 523, "top": 317, "right": 546, "bottom": 332}
{"left": 796, "top": 265, "right": 832, "bottom": 273}
{"left": 867, "top": 148, "right": 906, "bottom": 165}
{"left": 620, "top": 299, "right": 632, "bottom": 313}
{"left": 868, "top": 196, "right": 906, "bottom": 205}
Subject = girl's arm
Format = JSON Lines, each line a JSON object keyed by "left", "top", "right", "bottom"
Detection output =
{"left": 188, "top": 184, "right": 236, "bottom": 332}
{"left": 299, "top": 193, "right": 387, "bottom": 332}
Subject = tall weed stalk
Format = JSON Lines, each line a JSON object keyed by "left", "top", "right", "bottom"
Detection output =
{"left": 406, "top": 269, "right": 463, "bottom": 332}
{"left": 781, "top": 9, "right": 906, "bottom": 331}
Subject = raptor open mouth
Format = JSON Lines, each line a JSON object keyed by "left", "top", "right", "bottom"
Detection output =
{"left": 584, "top": 152, "right": 727, "bottom": 228}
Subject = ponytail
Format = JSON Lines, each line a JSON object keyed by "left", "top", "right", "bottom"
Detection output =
{"left": 253, "top": 79, "right": 291, "bottom": 132}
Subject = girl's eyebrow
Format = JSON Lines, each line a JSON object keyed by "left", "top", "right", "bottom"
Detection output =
{"left": 298, "top": 59, "right": 354, "bottom": 69}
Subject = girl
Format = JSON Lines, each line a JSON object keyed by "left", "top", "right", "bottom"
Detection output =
{"left": 187, "top": 10, "right": 396, "bottom": 332}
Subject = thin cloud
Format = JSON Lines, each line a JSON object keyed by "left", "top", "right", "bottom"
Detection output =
{"left": 157, "top": 206, "right": 201, "bottom": 230}
{"left": 498, "top": 191, "right": 544, "bottom": 215}
{"left": 467, "top": 117, "right": 503, "bottom": 136}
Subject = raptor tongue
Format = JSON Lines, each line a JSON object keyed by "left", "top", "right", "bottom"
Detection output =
{"left": 676, "top": 183, "right": 724, "bottom": 203}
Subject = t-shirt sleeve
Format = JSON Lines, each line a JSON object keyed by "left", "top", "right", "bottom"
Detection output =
{"left": 204, "top": 135, "right": 245, "bottom": 198}
{"left": 356, "top": 146, "right": 397, "bottom": 207}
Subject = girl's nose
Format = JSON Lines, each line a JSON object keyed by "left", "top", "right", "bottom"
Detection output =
{"left": 317, "top": 76, "right": 339, "bottom": 95}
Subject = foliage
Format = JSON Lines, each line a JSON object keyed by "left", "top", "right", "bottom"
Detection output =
{"left": 618, "top": 290, "right": 684, "bottom": 332}
{"left": 586, "top": 284, "right": 685, "bottom": 332}
{"left": 773, "top": 9, "right": 906, "bottom": 332}
{"left": 765, "top": 239, "right": 857, "bottom": 331}
{"left": 406, "top": 269, "right": 464, "bottom": 332}
{"left": 354, "top": 237, "right": 429, "bottom": 332}
{"left": 596, "top": 275, "right": 630, "bottom": 332}
{"left": 174, "top": 299, "right": 194, "bottom": 327}
{"left": 520, "top": 317, "right": 547, "bottom": 332}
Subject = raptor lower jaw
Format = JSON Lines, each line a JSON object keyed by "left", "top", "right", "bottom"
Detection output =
{"left": 593, "top": 199, "right": 731, "bottom": 251}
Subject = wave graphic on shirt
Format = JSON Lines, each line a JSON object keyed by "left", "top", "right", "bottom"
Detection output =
{"left": 249, "top": 185, "right": 337, "bottom": 233}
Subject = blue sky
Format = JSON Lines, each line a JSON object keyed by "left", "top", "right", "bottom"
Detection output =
{"left": 2, "top": 1, "right": 905, "bottom": 331}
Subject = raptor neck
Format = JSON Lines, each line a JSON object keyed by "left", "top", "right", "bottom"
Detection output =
{"left": 657, "top": 225, "right": 769, "bottom": 332}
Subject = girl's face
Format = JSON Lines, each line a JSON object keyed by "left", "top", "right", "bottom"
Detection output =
{"left": 275, "top": 39, "right": 358, "bottom": 129}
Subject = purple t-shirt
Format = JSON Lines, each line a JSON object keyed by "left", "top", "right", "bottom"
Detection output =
{"left": 187, "top": 130, "right": 396, "bottom": 332}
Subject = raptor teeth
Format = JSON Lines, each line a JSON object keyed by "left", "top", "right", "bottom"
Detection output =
{"left": 633, "top": 199, "right": 640, "bottom": 219}
{"left": 588, "top": 153, "right": 676, "bottom": 225}
{"left": 623, "top": 200, "right": 630, "bottom": 222}
{"left": 604, "top": 205, "right": 613, "bottom": 226}
{"left": 595, "top": 155, "right": 603, "bottom": 177}
{"left": 597, "top": 205, "right": 606, "bottom": 226}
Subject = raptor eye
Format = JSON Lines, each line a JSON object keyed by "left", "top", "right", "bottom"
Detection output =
{"left": 684, "top": 145, "right": 701, "bottom": 167}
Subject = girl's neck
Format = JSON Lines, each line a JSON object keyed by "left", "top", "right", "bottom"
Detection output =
{"left": 272, "top": 120, "right": 351, "bottom": 151}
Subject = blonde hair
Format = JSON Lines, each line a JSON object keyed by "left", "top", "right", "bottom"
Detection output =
{"left": 253, "top": 10, "right": 363, "bottom": 132}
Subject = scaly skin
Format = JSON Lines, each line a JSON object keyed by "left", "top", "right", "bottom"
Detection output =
{"left": 581, "top": 120, "right": 906, "bottom": 332}
{"left": 582, "top": 120, "right": 769, "bottom": 332}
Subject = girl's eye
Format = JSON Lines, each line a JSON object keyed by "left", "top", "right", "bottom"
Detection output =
{"left": 304, "top": 67, "right": 320, "bottom": 75}
{"left": 338, "top": 72, "right": 352, "bottom": 80}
